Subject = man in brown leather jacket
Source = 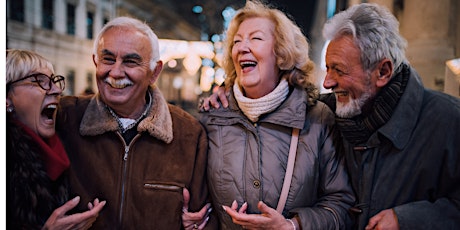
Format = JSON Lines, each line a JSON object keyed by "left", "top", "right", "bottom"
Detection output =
{"left": 57, "top": 16, "right": 217, "bottom": 229}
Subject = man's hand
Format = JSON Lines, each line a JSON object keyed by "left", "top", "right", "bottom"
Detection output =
{"left": 200, "top": 85, "right": 229, "bottom": 111}
{"left": 42, "top": 196, "right": 106, "bottom": 230}
{"left": 365, "top": 209, "right": 399, "bottom": 230}
{"left": 182, "top": 188, "right": 212, "bottom": 230}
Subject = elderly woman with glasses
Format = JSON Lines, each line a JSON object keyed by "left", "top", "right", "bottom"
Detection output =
{"left": 6, "top": 49, "right": 106, "bottom": 229}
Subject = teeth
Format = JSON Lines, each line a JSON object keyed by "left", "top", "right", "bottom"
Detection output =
{"left": 335, "top": 91, "right": 348, "bottom": 96}
{"left": 105, "top": 78, "right": 133, "bottom": 89}
{"left": 240, "top": 61, "right": 257, "bottom": 67}
{"left": 46, "top": 104, "right": 57, "bottom": 109}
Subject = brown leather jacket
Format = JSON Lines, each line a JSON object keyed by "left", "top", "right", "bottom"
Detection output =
{"left": 56, "top": 86, "right": 217, "bottom": 229}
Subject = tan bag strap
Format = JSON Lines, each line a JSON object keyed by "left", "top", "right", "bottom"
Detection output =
{"left": 276, "top": 128, "right": 299, "bottom": 214}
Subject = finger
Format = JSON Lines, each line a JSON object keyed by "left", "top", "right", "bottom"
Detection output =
{"left": 239, "top": 202, "right": 247, "bottom": 214}
{"left": 183, "top": 188, "right": 190, "bottom": 212}
{"left": 198, "top": 216, "right": 210, "bottom": 229}
{"left": 54, "top": 196, "right": 81, "bottom": 218}
{"left": 184, "top": 203, "right": 212, "bottom": 220}
{"left": 257, "top": 201, "right": 275, "bottom": 215}
{"left": 365, "top": 215, "right": 379, "bottom": 230}
{"left": 88, "top": 198, "right": 101, "bottom": 210}
{"left": 66, "top": 200, "right": 106, "bottom": 222}
{"left": 87, "top": 200, "right": 106, "bottom": 214}
{"left": 209, "top": 94, "right": 220, "bottom": 109}
{"left": 202, "top": 97, "right": 211, "bottom": 111}
{"left": 230, "top": 200, "right": 238, "bottom": 210}
{"left": 216, "top": 89, "right": 227, "bottom": 108}
{"left": 223, "top": 204, "right": 242, "bottom": 220}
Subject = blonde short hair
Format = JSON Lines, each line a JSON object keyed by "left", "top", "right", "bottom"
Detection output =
{"left": 6, "top": 49, "right": 54, "bottom": 85}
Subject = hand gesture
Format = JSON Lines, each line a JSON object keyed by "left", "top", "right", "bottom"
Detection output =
{"left": 182, "top": 188, "right": 212, "bottom": 230}
{"left": 223, "top": 200, "right": 296, "bottom": 230}
{"left": 42, "top": 196, "right": 106, "bottom": 230}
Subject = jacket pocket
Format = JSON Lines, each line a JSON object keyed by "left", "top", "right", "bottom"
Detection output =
{"left": 143, "top": 181, "right": 184, "bottom": 192}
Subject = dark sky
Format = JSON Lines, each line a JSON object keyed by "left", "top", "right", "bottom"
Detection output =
{"left": 267, "top": 0, "right": 318, "bottom": 37}
{"left": 169, "top": 0, "right": 318, "bottom": 39}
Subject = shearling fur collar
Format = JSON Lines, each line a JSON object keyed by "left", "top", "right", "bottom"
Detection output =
{"left": 79, "top": 86, "right": 173, "bottom": 143}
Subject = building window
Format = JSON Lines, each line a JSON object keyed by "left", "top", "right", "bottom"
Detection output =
{"left": 87, "top": 12, "right": 94, "bottom": 39}
{"left": 9, "top": 0, "right": 25, "bottom": 22}
{"left": 86, "top": 72, "right": 94, "bottom": 87}
{"left": 42, "top": 0, "right": 54, "bottom": 29}
{"left": 83, "top": 72, "right": 95, "bottom": 95}
{"left": 66, "top": 3, "right": 76, "bottom": 35}
{"left": 65, "top": 70, "right": 75, "bottom": 95}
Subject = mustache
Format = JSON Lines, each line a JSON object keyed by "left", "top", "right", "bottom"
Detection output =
{"left": 104, "top": 77, "right": 134, "bottom": 88}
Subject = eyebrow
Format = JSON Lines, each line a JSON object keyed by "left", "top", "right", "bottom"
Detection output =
{"left": 101, "top": 49, "right": 142, "bottom": 61}
{"left": 235, "top": 29, "right": 267, "bottom": 38}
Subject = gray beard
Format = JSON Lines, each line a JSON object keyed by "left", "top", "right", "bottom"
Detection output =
{"left": 335, "top": 92, "right": 371, "bottom": 118}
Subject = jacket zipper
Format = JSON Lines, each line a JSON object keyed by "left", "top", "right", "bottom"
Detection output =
{"left": 117, "top": 133, "right": 140, "bottom": 226}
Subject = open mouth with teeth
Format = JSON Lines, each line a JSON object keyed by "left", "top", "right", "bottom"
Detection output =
{"left": 108, "top": 82, "right": 132, "bottom": 89}
{"left": 105, "top": 78, "right": 133, "bottom": 89}
{"left": 42, "top": 104, "right": 57, "bottom": 121}
{"left": 335, "top": 91, "right": 349, "bottom": 97}
{"left": 240, "top": 61, "right": 257, "bottom": 71}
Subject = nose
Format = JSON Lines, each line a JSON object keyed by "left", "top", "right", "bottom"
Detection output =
{"left": 109, "top": 59, "right": 126, "bottom": 78}
{"left": 323, "top": 72, "right": 337, "bottom": 90}
{"left": 47, "top": 81, "right": 63, "bottom": 95}
{"left": 236, "top": 40, "right": 250, "bottom": 53}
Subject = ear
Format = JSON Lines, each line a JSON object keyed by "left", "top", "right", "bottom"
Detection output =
{"left": 6, "top": 98, "right": 13, "bottom": 108}
{"left": 376, "top": 58, "right": 393, "bottom": 88}
{"left": 92, "top": 54, "right": 97, "bottom": 67}
{"left": 150, "top": 60, "right": 163, "bottom": 85}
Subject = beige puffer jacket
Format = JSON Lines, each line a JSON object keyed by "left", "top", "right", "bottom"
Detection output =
{"left": 200, "top": 86, "right": 355, "bottom": 230}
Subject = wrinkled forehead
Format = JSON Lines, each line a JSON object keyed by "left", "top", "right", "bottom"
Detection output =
{"left": 98, "top": 27, "right": 153, "bottom": 58}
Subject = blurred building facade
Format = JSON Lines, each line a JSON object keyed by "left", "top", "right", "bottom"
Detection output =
{"left": 6, "top": 0, "right": 460, "bottom": 116}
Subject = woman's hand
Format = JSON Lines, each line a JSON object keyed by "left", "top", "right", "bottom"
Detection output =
{"left": 223, "top": 200, "right": 296, "bottom": 230}
{"left": 182, "top": 188, "right": 212, "bottom": 230}
{"left": 42, "top": 196, "right": 106, "bottom": 230}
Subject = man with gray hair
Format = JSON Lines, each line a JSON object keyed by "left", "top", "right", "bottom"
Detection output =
{"left": 204, "top": 3, "right": 460, "bottom": 229}
{"left": 57, "top": 16, "right": 217, "bottom": 229}
{"left": 321, "top": 3, "right": 460, "bottom": 229}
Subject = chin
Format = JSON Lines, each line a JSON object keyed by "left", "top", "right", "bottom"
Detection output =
{"left": 335, "top": 103, "right": 361, "bottom": 118}
{"left": 39, "top": 131, "right": 55, "bottom": 139}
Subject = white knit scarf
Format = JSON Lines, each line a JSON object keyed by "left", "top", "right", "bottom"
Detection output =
{"left": 233, "top": 78, "right": 289, "bottom": 122}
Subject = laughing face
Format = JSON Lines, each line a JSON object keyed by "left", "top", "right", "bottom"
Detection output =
{"left": 6, "top": 68, "right": 62, "bottom": 139}
{"left": 93, "top": 26, "right": 156, "bottom": 118}
{"left": 231, "top": 17, "right": 279, "bottom": 99}
{"left": 324, "top": 35, "right": 380, "bottom": 118}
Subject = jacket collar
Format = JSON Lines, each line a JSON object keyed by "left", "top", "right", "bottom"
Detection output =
{"left": 212, "top": 86, "right": 308, "bottom": 130}
{"left": 79, "top": 86, "right": 173, "bottom": 144}
{"left": 373, "top": 66, "right": 424, "bottom": 149}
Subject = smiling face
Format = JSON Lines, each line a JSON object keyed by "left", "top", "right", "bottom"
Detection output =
{"left": 94, "top": 26, "right": 158, "bottom": 118}
{"left": 323, "top": 35, "right": 381, "bottom": 118}
{"left": 7, "top": 68, "right": 62, "bottom": 139}
{"left": 231, "top": 17, "right": 279, "bottom": 99}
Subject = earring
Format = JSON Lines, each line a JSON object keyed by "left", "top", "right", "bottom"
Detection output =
{"left": 7, "top": 107, "right": 14, "bottom": 113}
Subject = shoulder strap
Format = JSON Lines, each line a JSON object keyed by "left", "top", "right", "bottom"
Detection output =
{"left": 276, "top": 128, "right": 299, "bottom": 214}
